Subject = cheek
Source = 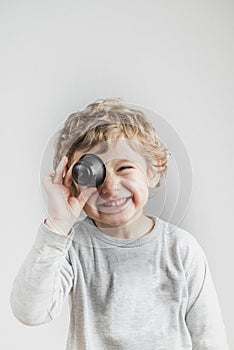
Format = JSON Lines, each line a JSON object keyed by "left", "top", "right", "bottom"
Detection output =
{"left": 122, "top": 177, "right": 149, "bottom": 203}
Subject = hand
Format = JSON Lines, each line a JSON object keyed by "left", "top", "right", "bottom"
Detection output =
{"left": 42, "top": 156, "right": 97, "bottom": 235}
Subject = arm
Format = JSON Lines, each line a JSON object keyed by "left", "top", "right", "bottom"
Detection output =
{"left": 10, "top": 155, "right": 97, "bottom": 326}
{"left": 10, "top": 222, "right": 74, "bottom": 326}
{"left": 184, "top": 239, "right": 229, "bottom": 350}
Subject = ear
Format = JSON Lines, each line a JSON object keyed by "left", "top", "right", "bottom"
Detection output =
{"left": 147, "top": 167, "right": 160, "bottom": 188}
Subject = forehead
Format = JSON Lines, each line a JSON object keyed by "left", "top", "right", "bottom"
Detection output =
{"left": 72, "top": 138, "right": 147, "bottom": 168}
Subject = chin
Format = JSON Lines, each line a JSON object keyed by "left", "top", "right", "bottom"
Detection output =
{"left": 98, "top": 210, "right": 143, "bottom": 228}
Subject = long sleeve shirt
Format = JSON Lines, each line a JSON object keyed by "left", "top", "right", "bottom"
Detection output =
{"left": 10, "top": 215, "right": 229, "bottom": 350}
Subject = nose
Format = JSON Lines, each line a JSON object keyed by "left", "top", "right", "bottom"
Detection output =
{"left": 98, "top": 171, "right": 120, "bottom": 198}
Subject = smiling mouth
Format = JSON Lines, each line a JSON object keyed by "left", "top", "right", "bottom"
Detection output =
{"left": 97, "top": 196, "right": 132, "bottom": 212}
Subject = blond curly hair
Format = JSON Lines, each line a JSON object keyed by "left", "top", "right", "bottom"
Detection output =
{"left": 53, "top": 98, "right": 170, "bottom": 197}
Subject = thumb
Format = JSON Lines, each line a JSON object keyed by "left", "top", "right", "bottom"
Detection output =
{"left": 77, "top": 187, "right": 97, "bottom": 208}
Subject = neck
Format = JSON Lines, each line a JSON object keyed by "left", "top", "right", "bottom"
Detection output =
{"left": 93, "top": 213, "right": 155, "bottom": 239}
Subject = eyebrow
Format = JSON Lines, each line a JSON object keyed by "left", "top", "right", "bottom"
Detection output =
{"left": 113, "top": 159, "right": 135, "bottom": 165}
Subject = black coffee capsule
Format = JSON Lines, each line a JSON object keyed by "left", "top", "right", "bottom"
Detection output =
{"left": 72, "top": 154, "right": 106, "bottom": 187}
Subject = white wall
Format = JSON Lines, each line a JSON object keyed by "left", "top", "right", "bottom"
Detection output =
{"left": 1, "top": 0, "right": 233, "bottom": 349}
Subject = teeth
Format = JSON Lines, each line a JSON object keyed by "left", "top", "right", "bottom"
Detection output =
{"left": 102, "top": 198, "right": 128, "bottom": 207}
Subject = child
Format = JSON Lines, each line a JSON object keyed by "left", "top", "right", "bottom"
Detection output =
{"left": 10, "top": 98, "right": 229, "bottom": 349}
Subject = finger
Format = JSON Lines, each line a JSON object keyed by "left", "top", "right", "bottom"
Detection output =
{"left": 64, "top": 159, "right": 75, "bottom": 188}
{"left": 61, "top": 156, "right": 69, "bottom": 177}
{"left": 77, "top": 187, "right": 97, "bottom": 208}
{"left": 53, "top": 156, "right": 67, "bottom": 185}
{"left": 42, "top": 170, "right": 55, "bottom": 192}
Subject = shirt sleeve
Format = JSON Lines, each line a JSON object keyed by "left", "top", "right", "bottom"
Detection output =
{"left": 10, "top": 222, "right": 75, "bottom": 326}
{"left": 184, "top": 238, "right": 229, "bottom": 350}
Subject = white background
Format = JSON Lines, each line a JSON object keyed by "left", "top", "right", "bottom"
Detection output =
{"left": 1, "top": 0, "right": 233, "bottom": 349}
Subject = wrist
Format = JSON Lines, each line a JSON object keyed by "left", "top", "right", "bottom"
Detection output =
{"left": 44, "top": 218, "right": 73, "bottom": 236}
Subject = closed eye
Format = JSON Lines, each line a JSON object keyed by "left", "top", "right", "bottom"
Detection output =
{"left": 117, "top": 166, "right": 134, "bottom": 171}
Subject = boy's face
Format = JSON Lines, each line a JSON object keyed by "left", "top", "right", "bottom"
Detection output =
{"left": 71, "top": 138, "right": 160, "bottom": 229}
